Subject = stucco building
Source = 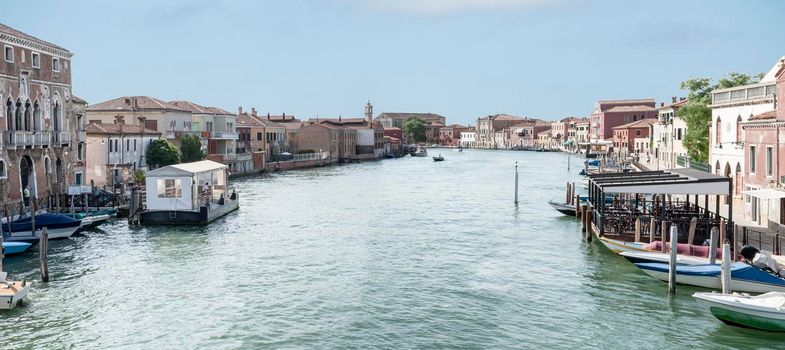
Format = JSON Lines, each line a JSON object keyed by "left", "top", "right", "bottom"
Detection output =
{"left": 85, "top": 118, "right": 158, "bottom": 189}
{"left": 590, "top": 99, "right": 657, "bottom": 141}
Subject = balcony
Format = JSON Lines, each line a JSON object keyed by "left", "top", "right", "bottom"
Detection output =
{"left": 53, "top": 131, "right": 71, "bottom": 146}
{"left": 5, "top": 131, "right": 51, "bottom": 148}
{"left": 210, "top": 131, "right": 239, "bottom": 140}
{"left": 165, "top": 130, "right": 202, "bottom": 139}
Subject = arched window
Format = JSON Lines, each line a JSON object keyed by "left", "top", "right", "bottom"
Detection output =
{"left": 715, "top": 116, "right": 722, "bottom": 145}
{"left": 5, "top": 98, "right": 12, "bottom": 131}
{"left": 15, "top": 99, "right": 22, "bottom": 131}
{"left": 52, "top": 95, "right": 61, "bottom": 132}
{"left": 736, "top": 115, "right": 742, "bottom": 144}
{"left": 44, "top": 156, "right": 51, "bottom": 174}
{"left": 0, "top": 160, "right": 6, "bottom": 178}
{"left": 33, "top": 100, "right": 41, "bottom": 131}
{"left": 24, "top": 99, "right": 31, "bottom": 131}
{"left": 735, "top": 163, "right": 742, "bottom": 196}
{"left": 715, "top": 160, "right": 721, "bottom": 175}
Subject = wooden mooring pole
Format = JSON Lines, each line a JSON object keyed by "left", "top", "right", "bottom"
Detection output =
{"left": 514, "top": 162, "right": 519, "bottom": 206}
{"left": 39, "top": 227, "right": 49, "bottom": 282}
{"left": 668, "top": 226, "right": 678, "bottom": 294}
{"left": 708, "top": 227, "right": 719, "bottom": 265}
{"left": 721, "top": 243, "right": 731, "bottom": 294}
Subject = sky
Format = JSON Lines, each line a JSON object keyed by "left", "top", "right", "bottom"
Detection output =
{"left": 4, "top": 0, "right": 784, "bottom": 125}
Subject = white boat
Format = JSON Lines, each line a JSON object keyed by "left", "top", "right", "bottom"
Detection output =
{"left": 598, "top": 237, "right": 650, "bottom": 254}
{"left": 693, "top": 292, "right": 785, "bottom": 331}
{"left": 413, "top": 146, "right": 428, "bottom": 157}
{"left": 620, "top": 251, "right": 710, "bottom": 265}
{"left": 0, "top": 272, "right": 30, "bottom": 310}
{"left": 635, "top": 262, "right": 785, "bottom": 293}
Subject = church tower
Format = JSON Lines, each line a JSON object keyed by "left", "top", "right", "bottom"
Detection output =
{"left": 365, "top": 100, "right": 373, "bottom": 127}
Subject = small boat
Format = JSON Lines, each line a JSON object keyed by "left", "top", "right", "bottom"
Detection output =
{"left": 0, "top": 271, "right": 30, "bottom": 310}
{"left": 693, "top": 292, "right": 785, "bottom": 332}
{"left": 2, "top": 242, "right": 33, "bottom": 256}
{"left": 598, "top": 237, "right": 650, "bottom": 254}
{"left": 413, "top": 146, "right": 428, "bottom": 157}
{"left": 63, "top": 211, "right": 112, "bottom": 230}
{"left": 548, "top": 200, "right": 576, "bottom": 216}
{"left": 634, "top": 262, "right": 785, "bottom": 293}
{"left": 2, "top": 213, "right": 82, "bottom": 243}
{"left": 433, "top": 154, "right": 445, "bottom": 162}
{"left": 619, "top": 251, "right": 709, "bottom": 265}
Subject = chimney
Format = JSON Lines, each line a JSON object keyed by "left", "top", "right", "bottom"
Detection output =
{"left": 680, "top": 97, "right": 687, "bottom": 101}
{"left": 238, "top": 106, "right": 243, "bottom": 115}
{"left": 671, "top": 96, "right": 677, "bottom": 103}
{"left": 267, "top": 113, "right": 271, "bottom": 120}
{"left": 660, "top": 102, "right": 664, "bottom": 107}
{"left": 283, "top": 112, "right": 286, "bottom": 120}
{"left": 132, "top": 97, "right": 138, "bottom": 110}
{"left": 251, "top": 107, "right": 257, "bottom": 117}
{"left": 114, "top": 115, "right": 125, "bottom": 133}
{"left": 124, "top": 98, "right": 131, "bottom": 106}
{"left": 339, "top": 116, "right": 342, "bottom": 122}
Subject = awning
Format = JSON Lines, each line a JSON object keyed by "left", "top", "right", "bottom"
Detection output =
{"left": 588, "top": 168, "right": 731, "bottom": 195}
{"left": 743, "top": 189, "right": 785, "bottom": 200}
{"left": 563, "top": 139, "right": 574, "bottom": 145}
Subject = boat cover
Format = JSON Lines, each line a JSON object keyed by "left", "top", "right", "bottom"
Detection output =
{"left": 637, "top": 262, "right": 785, "bottom": 286}
{"left": 3, "top": 213, "right": 81, "bottom": 232}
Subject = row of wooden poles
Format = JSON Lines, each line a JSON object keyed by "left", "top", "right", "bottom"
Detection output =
{"left": 1, "top": 199, "right": 50, "bottom": 282}
{"left": 568, "top": 182, "right": 734, "bottom": 294}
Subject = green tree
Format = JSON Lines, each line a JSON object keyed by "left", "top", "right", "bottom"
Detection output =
{"left": 146, "top": 139, "right": 180, "bottom": 168}
{"left": 679, "top": 72, "right": 761, "bottom": 162}
{"left": 179, "top": 134, "right": 205, "bottom": 162}
{"left": 403, "top": 117, "right": 426, "bottom": 144}
{"left": 132, "top": 169, "right": 145, "bottom": 185}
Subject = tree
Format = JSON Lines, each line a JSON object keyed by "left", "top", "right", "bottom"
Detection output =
{"left": 679, "top": 72, "right": 761, "bottom": 162}
{"left": 146, "top": 139, "right": 180, "bottom": 168}
{"left": 180, "top": 134, "right": 205, "bottom": 163}
{"left": 132, "top": 169, "right": 145, "bottom": 185}
{"left": 403, "top": 117, "right": 426, "bottom": 144}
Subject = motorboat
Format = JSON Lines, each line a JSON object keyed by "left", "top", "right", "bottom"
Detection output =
{"left": 0, "top": 272, "right": 30, "bottom": 310}
{"left": 619, "top": 251, "right": 710, "bottom": 265}
{"left": 433, "top": 154, "right": 445, "bottom": 162}
{"left": 2, "top": 213, "right": 82, "bottom": 243}
{"left": 548, "top": 200, "right": 576, "bottom": 216}
{"left": 693, "top": 291, "right": 785, "bottom": 331}
{"left": 63, "top": 210, "right": 114, "bottom": 230}
{"left": 634, "top": 262, "right": 785, "bottom": 293}
{"left": 413, "top": 146, "right": 428, "bottom": 157}
{"left": 2, "top": 242, "right": 33, "bottom": 256}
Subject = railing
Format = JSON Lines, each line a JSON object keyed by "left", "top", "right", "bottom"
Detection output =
{"left": 53, "top": 131, "right": 71, "bottom": 144}
{"left": 165, "top": 130, "right": 202, "bottom": 139}
{"left": 210, "top": 131, "right": 239, "bottom": 140}
{"left": 268, "top": 151, "right": 329, "bottom": 163}
{"left": 6, "top": 131, "right": 51, "bottom": 147}
{"left": 742, "top": 226, "right": 785, "bottom": 255}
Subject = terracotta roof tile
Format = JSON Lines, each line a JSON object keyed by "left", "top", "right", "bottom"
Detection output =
{"left": 86, "top": 122, "right": 158, "bottom": 135}
{"left": 612, "top": 118, "right": 657, "bottom": 129}
{"left": 87, "top": 96, "right": 191, "bottom": 113}
{"left": 748, "top": 110, "right": 778, "bottom": 121}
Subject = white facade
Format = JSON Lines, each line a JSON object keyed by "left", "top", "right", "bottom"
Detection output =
{"left": 145, "top": 160, "right": 227, "bottom": 211}
{"left": 710, "top": 80, "right": 777, "bottom": 196}
{"left": 460, "top": 131, "right": 476, "bottom": 148}
{"left": 651, "top": 104, "right": 689, "bottom": 170}
{"left": 356, "top": 129, "right": 374, "bottom": 147}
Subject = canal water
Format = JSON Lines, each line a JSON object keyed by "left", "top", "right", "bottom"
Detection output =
{"left": 2, "top": 150, "right": 784, "bottom": 349}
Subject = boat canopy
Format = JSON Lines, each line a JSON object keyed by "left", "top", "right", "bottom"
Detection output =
{"left": 146, "top": 160, "right": 227, "bottom": 177}
{"left": 587, "top": 168, "right": 731, "bottom": 195}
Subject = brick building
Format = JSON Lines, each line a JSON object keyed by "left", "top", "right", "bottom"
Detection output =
{"left": 590, "top": 99, "right": 657, "bottom": 141}
{"left": 611, "top": 118, "right": 656, "bottom": 155}
{"left": 0, "top": 23, "right": 84, "bottom": 207}
{"left": 439, "top": 124, "right": 469, "bottom": 147}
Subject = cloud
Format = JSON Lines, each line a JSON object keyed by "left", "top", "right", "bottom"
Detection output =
{"left": 352, "top": 0, "right": 560, "bottom": 14}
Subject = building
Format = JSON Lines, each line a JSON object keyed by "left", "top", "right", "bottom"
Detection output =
{"left": 611, "top": 118, "right": 656, "bottom": 155}
{"left": 424, "top": 122, "right": 444, "bottom": 144}
{"left": 537, "top": 129, "right": 553, "bottom": 148}
{"left": 590, "top": 99, "right": 657, "bottom": 141}
{"left": 650, "top": 97, "right": 689, "bottom": 170}
{"left": 307, "top": 103, "right": 384, "bottom": 160}
{"left": 384, "top": 127, "right": 403, "bottom": 142}
{"left": 86, "top": 96, "right": 193, "bottom": 142}
{"left": 506, "top": 119, "right": 550, "bottom": 149}
{"left": 169, "top": 101, "right": 239, "bottom": 171}
{"left": 711, "top": 58, "right": 783, "bottom": 199}
{"left": 0, "top": 23, "right": 83, "bottom": 206}
{"left": 84, "top": 117, "right": 159, "bottom": 189}
{"left": 439, "top": 124, "right": 469, "bottom": 147}
{"left": 460, "top": 128, "right": 476, "bottom": 148}
{"left": 298, "top": 121, "right": 357, "bottom": 162}
{"left": 740, "top": 59, "right": 785, "bottom": 227}
{"left": 376, "top": 112, "right": 446, "bottom": 129}
{"left": 575, "top": 119, "right": 590, "bottom": 147}
{"left": 475, "top": 114, "right": 526, "bottom": 149}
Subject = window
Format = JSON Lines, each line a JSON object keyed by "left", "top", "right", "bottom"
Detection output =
{"left": 715, "top": 117, "right": 722, "bottom": 145}
{"left": 44, "top": 157, "right": 51, "bottom": 174}
{"left": 157, "top": 179, "right": 182, "bottom": 198}
{"left": 134, "top": 139, "right": 137, "bottom": 151}
{"left": 750, "top": 146, "right": 756, "bottom": 173}
{"left": 633, "top": 115, "right": 638, "bottom": 121}
{"left": 77, "top": 143, "right": 83, "bottom": 161}
{"left": 108, "top": 138, "right": 113, "bottom": 152}
{"left": 0, "top": 160, "right": 5, "bottom": 178}
{"left": 677, "top": 128, "right": 683, "bottom": 140}
{"left": 767, "top": 146, "right": 773, "bottom": 176}
{"left": 4, "top": 46, "right": 12, "bottom": 63}
{"left": 52, "top": 57, "right": 60, "bottom": 72}
{"left": 31, "top": 52, "right": 40, "bottom": 68}
{"left": 126, "top": 139, "right": 130, "bottom": 151}
{"left": 636, "top": 130, "right": 641, "bottom": 136}
{"left": 75, "top": 172, "right": 83, "bottom": 185}
{"left": 257, "top": 132, "right": 262, "bottom": 140}
{"left": 736, "top": 116, "right": 743, "bottom": 143}
{"left": 623, "top": 116, "right": 629, "bottom": 123}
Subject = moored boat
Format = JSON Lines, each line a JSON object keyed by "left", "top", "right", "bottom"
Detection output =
{"left": 1, "top": 242, "right": 33, "bottom": 256}
{"left": 413, "top": 146, "right": 428, "bottom": 157}
{"left": 0, "top": 272, "right": 30, "bottom": 310}
{"left": 693, "top": 292, "right": 785, "bottom": 331}
{"left": 433, "top": 154, "right": 444, "bottom": 162}
{"left": 619, "top": 251, "right": 709, "bottom": 265}
{"left": 2, "top": 213, "right": 82, "bottom": 243}
{"left": 634, "top": 262, "right": 785, "bottom": 293}
{"left": 548, "top": 200, "right": 576, "bottom": 216}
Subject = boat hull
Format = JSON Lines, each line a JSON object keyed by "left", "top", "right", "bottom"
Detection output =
{"left": 637, "top": 264, "right": 785, "bottom": 293}
{"left": 0, "top": 281, "right": 30, "bottom": 310}
{"left": 3, "top": 225, "right": 80, "bottom": 243}
{"left": 548, "top": 201, "right": 576, "bottom": 216}
{"left": 2, "top": 242, "right": 33, "bottom": 255}
{"left": 619, "top": 251, "right": 708, "bottom": 265}
{"left": 598, "top": 237, "right": 649, "bottom": 254}
{"left": 139, "top": 200, "right": 239, "bottom": 225}
{"left": 694, "top": 293, "right": 785, "bottom": 332}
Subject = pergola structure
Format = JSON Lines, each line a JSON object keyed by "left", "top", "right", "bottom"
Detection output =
{"left": 587, "top": 169, "right": 733, "bottom": 244}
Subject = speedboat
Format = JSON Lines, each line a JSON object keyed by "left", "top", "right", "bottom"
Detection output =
{"left": 2, "top": 213, "right": 82, "bottom": 243}
{"left": 634, "top": 262, "right": 785, "bottom": 293}
{"left": 619, "top": 251, "right": 709, "bottom": 265}
{"left": 2, "top": 241, "right": 33, "bottom": 256}
{"left": 0, "top": 271, "right": 30, "bottom": 310}
{"left": 413, "top": 146, "right": 428, "bottom": 157}
{"left": 693, "top": 291, "right": 785, "bottom": 331}
{"left": 433, "top": 155, "right": 444, "bottom": 162}
{"left": 548, "top": 200, "right": 576, "bottom": 216}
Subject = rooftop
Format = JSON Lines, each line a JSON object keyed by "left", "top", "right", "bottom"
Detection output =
{"left": 170, "top": 101, "right": 232, "bottom": 115}
{"left": 86, "top": 122, "right": 158, "bottom": 135}
{"left": 87, "top": 96, "right": 191, "bottom": 113}
{"left": 0, "top": 22, "right": 70, "bottom": 55}
{"left": 612, "top": 118, "right": 657, "bottom": 129}
{"left": 605, "top": 105, "right": 657, "bottom": 113}
{"left": 748, "top": 110, "right": 778, "bottom": 121}
{"left": 376, "top": 112, "right": 445, "bottom": 121}
{"left": 147, "top": 160, "right": 227, "bottom": 177}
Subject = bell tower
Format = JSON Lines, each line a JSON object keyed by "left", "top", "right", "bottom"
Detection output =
{"left": 365, "top": 100, "right": 373, "bottom": 126}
